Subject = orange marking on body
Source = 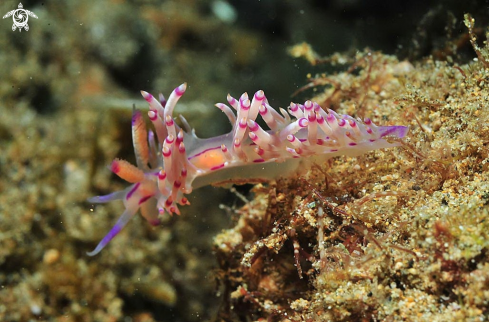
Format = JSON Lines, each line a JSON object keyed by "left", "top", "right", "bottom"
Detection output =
{"left": 111, "top": 158, "right": 145, "bottom": 183}
{"left": 189, "top": 149, "right": 227, "bottom": 170}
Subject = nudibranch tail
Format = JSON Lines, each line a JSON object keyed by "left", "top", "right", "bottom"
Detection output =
{"left": 88, "top": 83, "right": 408, "bottom": 255}
{"left": 378, "top": 125, "right": 409, "bottom": 138}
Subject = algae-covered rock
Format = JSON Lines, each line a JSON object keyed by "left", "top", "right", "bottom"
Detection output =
{"left": 213, "top": 47, "right": 489, "bottom": 321}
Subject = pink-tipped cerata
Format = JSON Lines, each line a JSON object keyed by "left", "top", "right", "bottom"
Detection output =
{"left": 87, "top": 83, "right": 408, "bottom": 255}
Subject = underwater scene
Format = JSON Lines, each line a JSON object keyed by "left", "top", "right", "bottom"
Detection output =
{"left": 1, "top": 0, "right": 489, "bottom": 321}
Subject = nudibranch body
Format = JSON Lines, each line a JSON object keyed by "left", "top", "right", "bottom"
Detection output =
{"left": 87, "top": 83, "right": 408, "bottom": 255}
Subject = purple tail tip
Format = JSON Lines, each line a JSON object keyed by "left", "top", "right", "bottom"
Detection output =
{"left": 378, "top": 125, "right": 409, "bottom": 138}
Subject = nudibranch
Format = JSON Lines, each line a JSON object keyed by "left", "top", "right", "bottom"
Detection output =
{"left": 87, "top": 83, "right": 408, "bottom": 255}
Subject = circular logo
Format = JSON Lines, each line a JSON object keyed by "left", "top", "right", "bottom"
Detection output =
{"left": 13, "top": 9, "right": 28, "bottom": 29}
{"left": 3, "top": 3, "right": 38, "bottom": 32}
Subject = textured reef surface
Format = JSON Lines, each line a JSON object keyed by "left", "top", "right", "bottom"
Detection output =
{"left": 214, "top": 48, "right": 489, "bottom": 321}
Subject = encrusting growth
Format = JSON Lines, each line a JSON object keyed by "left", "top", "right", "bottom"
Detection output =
{"left": 87, "top": 83, "right": 408, "bottom": 255}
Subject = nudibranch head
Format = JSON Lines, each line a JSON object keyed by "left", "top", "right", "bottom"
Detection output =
{"left": 87, "top": 83, "right": 408, "bottom": 255}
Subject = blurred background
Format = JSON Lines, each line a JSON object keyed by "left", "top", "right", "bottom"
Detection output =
{"left": 0, "top": 0, "right": 487, "bottom": 321}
